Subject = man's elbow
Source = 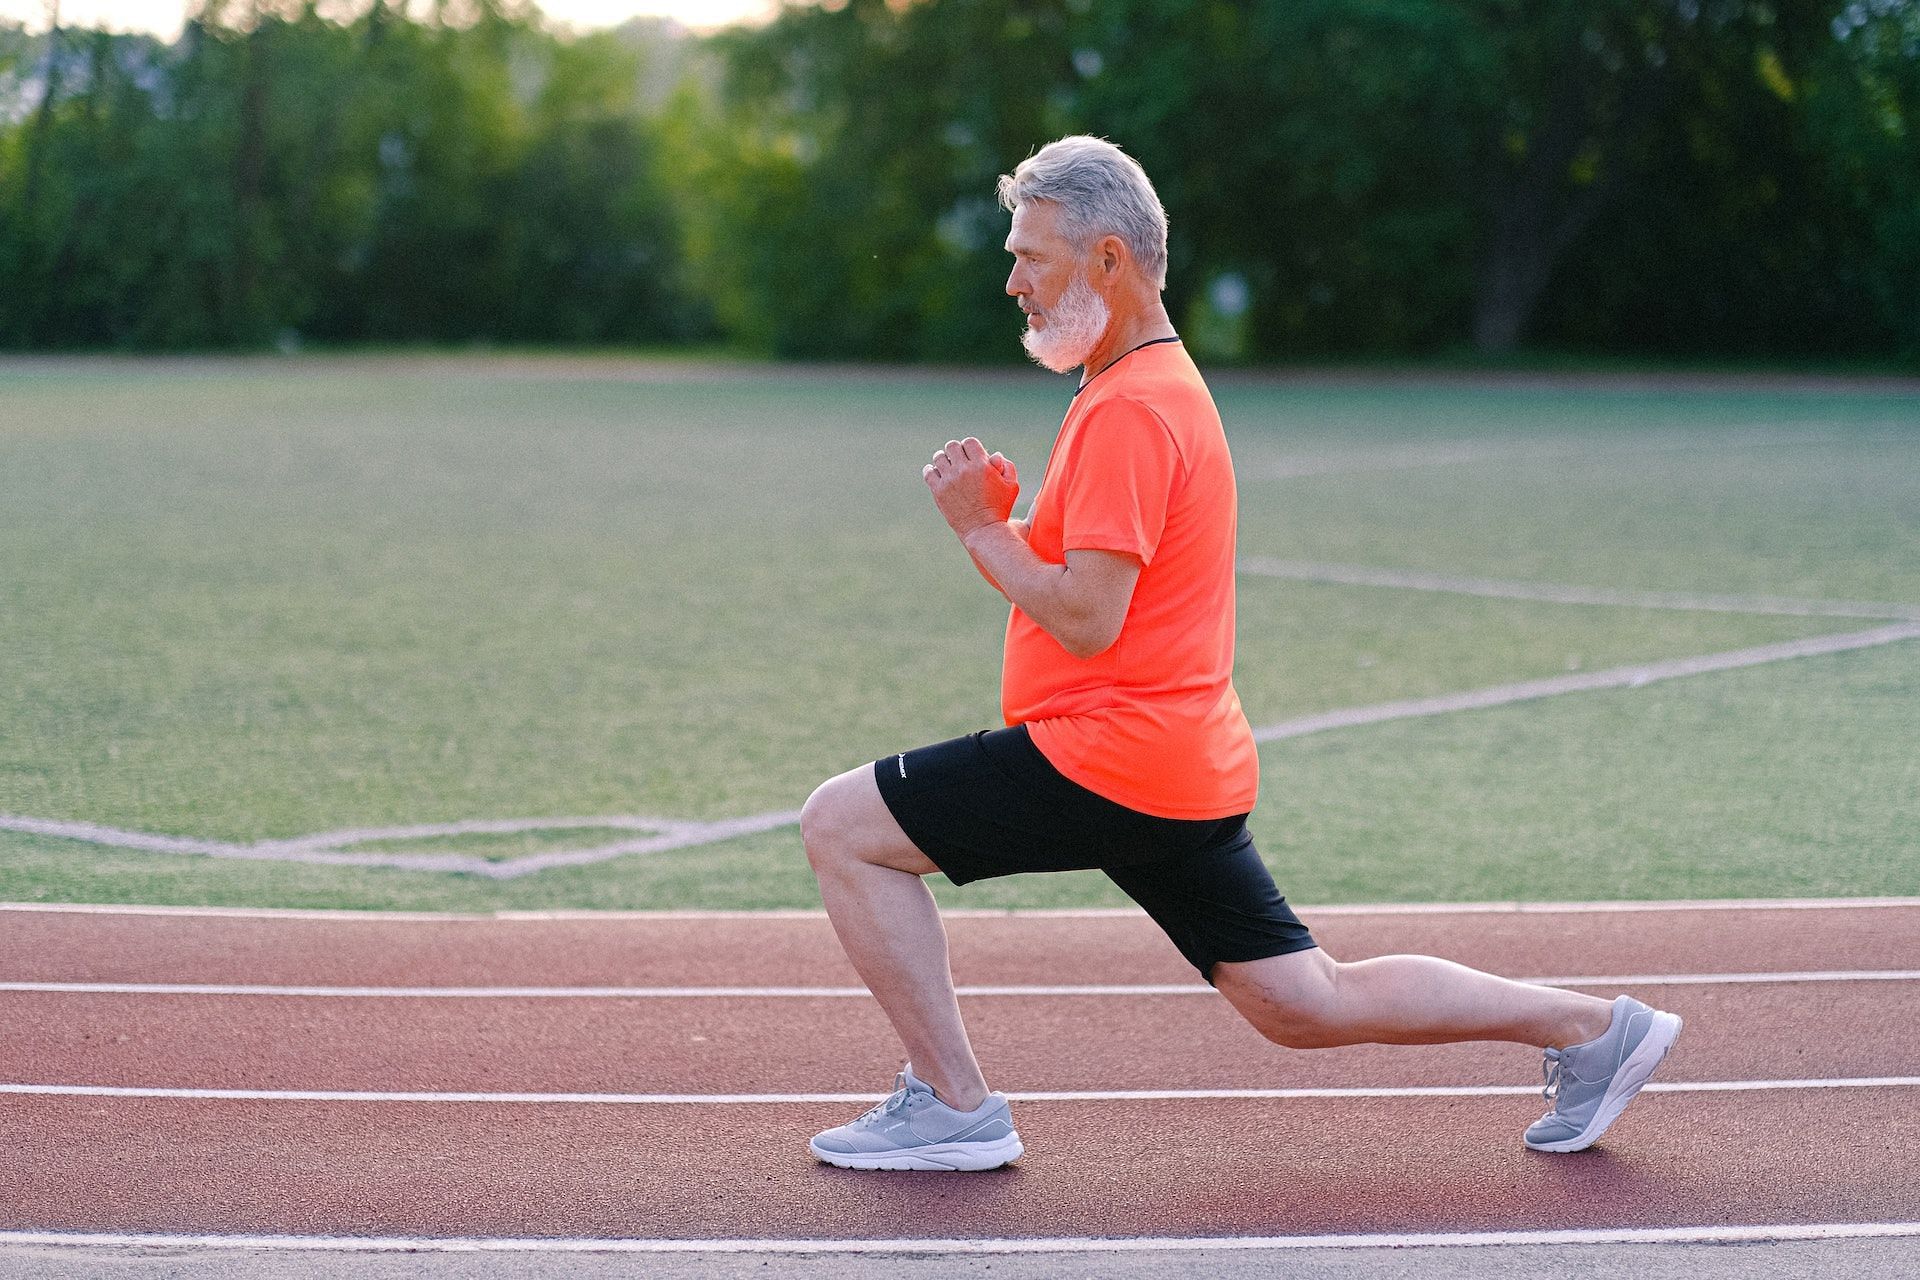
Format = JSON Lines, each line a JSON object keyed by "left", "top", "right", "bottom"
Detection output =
{"left": 1058, "top": 615, "right": 1125, "bottom": 660}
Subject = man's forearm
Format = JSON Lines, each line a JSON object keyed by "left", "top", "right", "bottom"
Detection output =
{"left": 967, "top": 518, "right": 1027, "bottom": 593}
{"left": 960, "top": 521, "right": 1118, "bottom": 659}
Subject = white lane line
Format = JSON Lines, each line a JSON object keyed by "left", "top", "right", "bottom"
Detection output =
{"left": 4, "top": 1078, "right": 1915, "bottom": 1105}
{"left": 1237, "top": 558, "right": 1920, "bottom": 620}
{"left": 6, "top": 971, "right": 1914, "bottom": 999}
{"left": 1251, "top": 622, "right": 1920, "bottom": 743}
{"left": 6, "top": 1222, "right": 1920, "bottom": 1255}
{"left": 1538, "top": 970, "right": 1920, "bottom": 986}
{"left": 1293, "top": 897, "right": 1920, "bottom": 915}
{"left": 6, "top": 896, "right": 1918, "bottom": 922}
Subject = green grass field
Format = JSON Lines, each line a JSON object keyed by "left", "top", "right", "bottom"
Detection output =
{"left": 2, "top": 356, "right": 1915, "bottom": 911}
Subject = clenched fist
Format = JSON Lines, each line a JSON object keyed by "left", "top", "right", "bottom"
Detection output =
{"left": 923, "top": 437, "right": 1019, "bottom": 539}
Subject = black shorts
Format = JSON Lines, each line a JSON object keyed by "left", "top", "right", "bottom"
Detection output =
{"left": 872, "top": 725, "right": 1317, "bottom": 982}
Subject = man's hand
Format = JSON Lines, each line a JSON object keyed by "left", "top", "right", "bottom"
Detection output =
{"left": 927, "top": 435, "right": 1138, "bottom": 657}
{"left": 923, "top": 437, "right": 1020, "bottom": 539}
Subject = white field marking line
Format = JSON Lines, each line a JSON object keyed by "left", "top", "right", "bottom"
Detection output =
{"left": 4, "top": 565, "right": 1915, "bottom": 878}
{"left": 5, "top": 1222, "right": 1920, "bottom": 1256}
{"left": 10, "top": 626, "right": 1919, "bottom": 877}
{"left": 4, "top": 1078, "right": 1917, "bottom": 1106}
{"left": 1251, "top": 621, "right": 1920, "bottom": 744}
{"left": 0, "top": 808, "right": 803, "bottom": 881}
{"left": 2, "top": 634, "right": 1914, "bottom": 881}
{"left": 8, "top": 971, "right": 1916, "bottom": 999}
{"left": 6, "top": 896, "right": 1920, "bottom": 921}
{"left": 1237, "top": 558, "right": 1920, "bottom": 621}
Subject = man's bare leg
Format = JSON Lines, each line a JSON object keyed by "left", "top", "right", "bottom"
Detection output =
{"left": 1214, "top": 946, "right": 1616, "bottom": 1051}
{"left": 801, "top": 765, "right": 990, "bottom": 1111}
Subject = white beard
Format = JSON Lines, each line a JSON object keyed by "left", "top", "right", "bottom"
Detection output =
{"left": 1022, "top": 273, "right": 1111, "bottom": 374}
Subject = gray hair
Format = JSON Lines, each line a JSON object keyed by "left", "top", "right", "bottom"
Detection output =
{"left": 996, "top": 136, "right": 1168, "bottom": 290}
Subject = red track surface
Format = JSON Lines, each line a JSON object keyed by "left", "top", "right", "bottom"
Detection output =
{"left": 3, "top": 903, "right": 1917, "bottom": 1242}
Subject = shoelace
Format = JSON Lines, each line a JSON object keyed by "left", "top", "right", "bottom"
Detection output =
{"left": 1539, "top": 1048, "right": 1563, "bottom": 1103}
{"left": 858, "top": 1071, "right": 918, "bottom": 1124}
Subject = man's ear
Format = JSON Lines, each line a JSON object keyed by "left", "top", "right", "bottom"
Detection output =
{"left": 1095, "top": 234, "right": 1126, "bottom": 281}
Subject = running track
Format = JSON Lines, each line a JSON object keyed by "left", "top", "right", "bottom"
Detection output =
{"left": 1, "top": 901, "right": 1917, "bottom": 1247}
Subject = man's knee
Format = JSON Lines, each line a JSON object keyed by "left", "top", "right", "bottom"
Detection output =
{"left": 1215, "top": 950, "right": 1343, "bottom": 1049}
{"left": 799, "top": 775, "right": 852, "bottom": 873}
{"left": 800, "top": 766, "right": 931, "bottom": 878}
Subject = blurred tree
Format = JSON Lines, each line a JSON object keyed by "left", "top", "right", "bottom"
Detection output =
{"left": 18, "top": 3, "right": 62, "bottom": 248}
{"left": 1477, "top": 0, "right": 1888, "bottom": 356}
{"left": 1462, "top": 1, "right": 1689, "bottom": 352}
{"left": 1068, "top": 0, "right": 1488, "bottom": 356}
{"left": 1052, "top": 0, "right": 1916, "bottom": 358}
{"left": 0, "top": 0, "right": 708, "bottom": 348}
{"left": 676, "top": 0, "right": 1075, "bottom": 360}
{"left": 0, "top": 0, "right": 1912, "bottom": 362}
{"left": 487, "top": 31, "right": 705, "bottom": 341}
{"left": 1814, "top": 0, "right": 1920, "bottom": 356}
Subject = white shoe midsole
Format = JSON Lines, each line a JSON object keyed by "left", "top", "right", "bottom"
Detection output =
{"left": 809, "top": 1133, "right": 1025, "bottom": 1170}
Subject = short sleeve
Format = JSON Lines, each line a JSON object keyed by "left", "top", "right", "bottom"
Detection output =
{"left": 1058, "top": 396, "right": 1184, "bottom": 566}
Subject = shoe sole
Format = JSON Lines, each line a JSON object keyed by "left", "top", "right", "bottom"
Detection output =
{"left": 809, "top": 1133, "right": 1024, "bottom": 1171}
{"left": 1525, "top": 1011, "right": 1683, "bottom": 1153}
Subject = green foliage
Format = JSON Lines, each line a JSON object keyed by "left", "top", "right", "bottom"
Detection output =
{"left": 686, "top": 0, "right": 1917, "bottom": 362}
{"left": 0, "top": 6, "right": 709, "bottom": 348}
{"left": 0, "top": 0, "right": 1915, "bottom": 359}
{"left": 1809, "top": 0, "right": 1920, "bottom": 356}
{"left": 1071, "top": 0, "right": 1490, "bottom": 354}
{"left": 1523, "top": 0, "right": 1918, "bottom": 359}
{"left": 662, "top": 0, "right": 1075, "bottom": 359}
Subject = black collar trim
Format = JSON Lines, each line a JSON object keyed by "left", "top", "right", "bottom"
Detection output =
{"left": 1072, "top": 335, "right": 1182, "bottom": 398}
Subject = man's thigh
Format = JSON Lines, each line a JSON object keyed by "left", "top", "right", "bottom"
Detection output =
{"left": 869, "top": 727, "right": 1128, "bottom": 884}
{"left": 1103, "top": 827, "right": 1319, "bottom": 981}
{"left": 804, "top": 765, "right": 941, "bottom": 876}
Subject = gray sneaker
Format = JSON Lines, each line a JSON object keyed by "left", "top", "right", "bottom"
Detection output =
{"left": 809, "top": 1067, "right": 1023, "bottom": 1171}
{"left": 1525, "top": 995, "right": 1683, "bottom": 1152}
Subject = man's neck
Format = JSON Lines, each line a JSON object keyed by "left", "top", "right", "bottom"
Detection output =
{"left": 1079, "top": 302, "right": 1178, "bottom": 386}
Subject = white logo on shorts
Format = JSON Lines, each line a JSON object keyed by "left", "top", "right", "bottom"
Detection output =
{"left": 896, "top": 754, "right": 908, "bottom": 778}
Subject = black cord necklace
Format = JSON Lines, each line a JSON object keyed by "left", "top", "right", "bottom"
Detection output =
{"left": 1073, "top": 335, "right": 1182, "bottom": 397}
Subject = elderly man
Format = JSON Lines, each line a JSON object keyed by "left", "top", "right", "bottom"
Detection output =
{"left": 799, "top": 136, "right": 1681, "bottom": 1171}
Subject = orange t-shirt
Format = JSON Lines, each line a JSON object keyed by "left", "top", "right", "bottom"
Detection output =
{"left": 1002, "top": 339, "right": 1259, "bottom": 819}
